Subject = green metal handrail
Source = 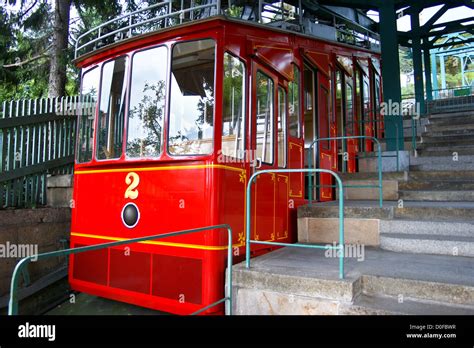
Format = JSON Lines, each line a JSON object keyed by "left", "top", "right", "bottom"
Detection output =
{"left": 308, "top": 136, "right": 383, "bottom": 208}
{"left": 9, "top": 224, "right": 233, "bottom": 316}
{"left": 245, "top": 169, "right": 345, "bottom": 279}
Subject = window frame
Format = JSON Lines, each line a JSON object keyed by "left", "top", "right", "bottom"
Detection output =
{"left": 221, "top": 51, "right": 247, "bottom": 160}
{"left": 76, "top": 65, "right": 100, "bottom": 164}
{"left": 255, "top": 69, "right": 275, "bottom": 166}
{"left": 277, "top": 85, "right": 288, "bottom": 168}
{"left": 166, "top": 37, "right": 217, "bottom": 157}
{"left": 125, "top": 44, "right": 168, "bottom": 160}
{"left": 95, "top": 54, "right": 129, "bottom": 162}
{"left": 288, "top": 63, "right": 302, "bottom": 139}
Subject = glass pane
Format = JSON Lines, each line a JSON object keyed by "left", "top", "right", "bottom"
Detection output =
{"left": 346, "top": 83, "right": 353, "bottom": 134}
{"left": 97, "top": 56, "right": 128, "bottom": 160}
{"left": 364, "top": 80, "right": 370, "bottom": 116}
{"left": 288, "top": 65, "right": 300, "bottom": 138}
{"left": 278, "top": 87, "right": 287, "bottom": 168}
{"left": 375, "top": 77, "right": 381, "bottom": 134}
{"left": 336, "top": 71, "right": 344, "bottom": 137}
{"left": 77, "top": 67, "right": 100, "bottom": 163}
{"left": 256, "top": 71, "right": 274, "bottom": 164}
{"left": 127, "top": 46, "right": 167, "bottom": 158}
{"left": 320, "top": 86, "right": 330, "bottom": 149}
{"left": 222, "top": 53, "right": 245, "bottom": 159}
{"left": 169, "top": 39, "right": 215, "bottom": 155}
{"left": 356, "top": 70, "right": 363, "bottom": 126}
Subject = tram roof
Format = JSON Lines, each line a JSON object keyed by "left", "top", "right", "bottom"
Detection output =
{"left": 74, "top": 1, "right": 381, "bottom": 65}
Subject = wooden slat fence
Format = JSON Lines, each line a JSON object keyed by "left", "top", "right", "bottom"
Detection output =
{"left": 0, "top": 97, "right": 80, "bottom": 208}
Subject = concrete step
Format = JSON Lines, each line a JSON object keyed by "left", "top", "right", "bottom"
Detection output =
{"left": 339, "top": 172, "right": 407, "bottom": 181}
{"left": 341, "top": 170, "right": 474, "bottom": 181}
{"left": 425, "top": 122, "right": 474, "bottom": 132}
{"left": 410, "top": 155, "right": 474, "bottom": 170}
{"left": 424, "top": 128, "right": 474, "bottom": 138}
{"left": 408, "top": 170, "right": 474, "bottom": 181}
{"left": 362, "top": 274, "right": 474, "bottom": 308}
{"left": 399, "top": 190, "right": 474, "bottom": 202}
{"left": 420, "top": 135, "right": 474, "bottom": 145}
{"left": 399, "top": 181, "right": 474, "bottom": 190}
{"left": 417, "top": 144, "right": 474, "bottom": 153}
{"left": 410, "top": 162, "right": 474, "bottom": 171}
{"left": 299, "top": 201, "right": 474, "bottom": 221}
{"left": 429, "top": 110, "right": 474, "bottom": 120}
{"left": 380, "top": 219, "right": 474, "bottom": 237}
{"left": 380, "top": 233, "right": 474, "bottom": 257}
{"left": 428, "top": 114, "right": 474, "bottom": 126}
{"left": 348, "top": 294, "right": 474, "bottom": 315}
{"left": 415, "top": 149, "right": 474, "bottom": 158}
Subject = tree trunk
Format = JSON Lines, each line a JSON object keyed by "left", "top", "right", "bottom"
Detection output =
{"left": 48, "top": 0, "right": 71, "bottom": 97}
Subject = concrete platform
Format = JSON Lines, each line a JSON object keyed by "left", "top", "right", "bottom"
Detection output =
{"left": 232, "top": 247, "right": 474, "bottom": 315}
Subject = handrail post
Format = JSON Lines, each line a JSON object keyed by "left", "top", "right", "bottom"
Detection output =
{"left": 225, "top": 225, "right": 232, "bottom": 315}
{"left": 8, "top": 258, "right": 31, "bottom": 315}
{"left": 245, "top": 168, "right": 345, "bottom": 279}
{"left": 10, "top": 224, "right": 233, "bottom": 316}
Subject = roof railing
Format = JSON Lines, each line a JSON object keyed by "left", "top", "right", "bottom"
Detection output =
{"left": 74, "top": 0, "right": 380, "bottom": 59}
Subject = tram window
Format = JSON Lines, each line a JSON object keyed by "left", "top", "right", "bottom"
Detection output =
{"left": 363, "top": 80, "right": 370, "bottom": 119}
{"left": 288, "top": 65, "right": 301, "bottom": 138}
{"left": 222, "top": 53, "right": 245, "bottom": 159}
{"left": 355, "top": 70, "right": 363, "bottom": 127}
{"left": 346, "top": 83, "right": 354, "bottom": 134}
{"left": 320, "top": 86, "right": 330, "bottom": 149}
{"left": 168, "top": 39, "right": 215, "bottom": 155}
{"left": 304, "top": 68, "right": 313, "bottom": 112}
{"left": 375, "top": 77, "right": 381, "bottom": 113}
{"left": 77, "top": 67, "right": 100, "bottom": 163}
{"left": 335, "top": 71, "right": 343, "bottom": 137}
{"left": 374, "top": 76, "right": 381, "bottom": 134}
{"left": 255, "top": 71, "right": 274, "bottom": 164}
{"left": 97, "top": 56, "right": 128, "bottom": 160}
{"left": 127, "top": 46, "right": 168, "bottom": 158}
{"left": 278, "top": 87, "right": 287, "bottom": 168}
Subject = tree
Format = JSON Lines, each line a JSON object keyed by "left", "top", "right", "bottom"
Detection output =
{"left": 48, "top": 0, "right": 71, "bottom": 97}
{"left": 2, "top": 0, "right": 124, "bottom": 100}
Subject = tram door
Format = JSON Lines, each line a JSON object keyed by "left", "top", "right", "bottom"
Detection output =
{"left": 250, "top": 63, "right": 287, "bottom": 246}
{"left": 304, "top": 64, "right": 334, "bottom": 201}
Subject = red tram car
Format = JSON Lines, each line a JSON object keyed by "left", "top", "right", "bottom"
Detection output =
{"left": 70, "top": 1, "right": 383, "bottom": 315}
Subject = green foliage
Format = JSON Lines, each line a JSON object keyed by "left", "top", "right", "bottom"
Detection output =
{"left": 399, "top": 48, "right": 413, "bottom": 75}
{"left": 0, "top": 0, "right": 128, "bottom": 102}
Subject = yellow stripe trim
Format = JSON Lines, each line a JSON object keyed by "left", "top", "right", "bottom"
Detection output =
{"left": 75, "top": 164, "right": 244, "bottom": 175}
{"left": 71, "top": 232, "right": 244, "bottom": 251}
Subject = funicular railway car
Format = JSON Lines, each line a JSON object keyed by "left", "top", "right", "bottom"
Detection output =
{"left": 70, "top": 0, "right": 383, "bottom": 315}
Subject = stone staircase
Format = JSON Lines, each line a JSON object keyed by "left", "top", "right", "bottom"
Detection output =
{"left": 298, "top": 105, "right": 474, "bottom": 314}
{"left": 338, "top": 107, "right": 474, "bottom": 257}
{"left": 232, "top": 102, "right": 474, "bottom": 315}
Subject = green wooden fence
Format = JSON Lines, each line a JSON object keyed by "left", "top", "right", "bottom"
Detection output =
{"left": 0, "top": 97, "right": 80, "bottom": 208}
